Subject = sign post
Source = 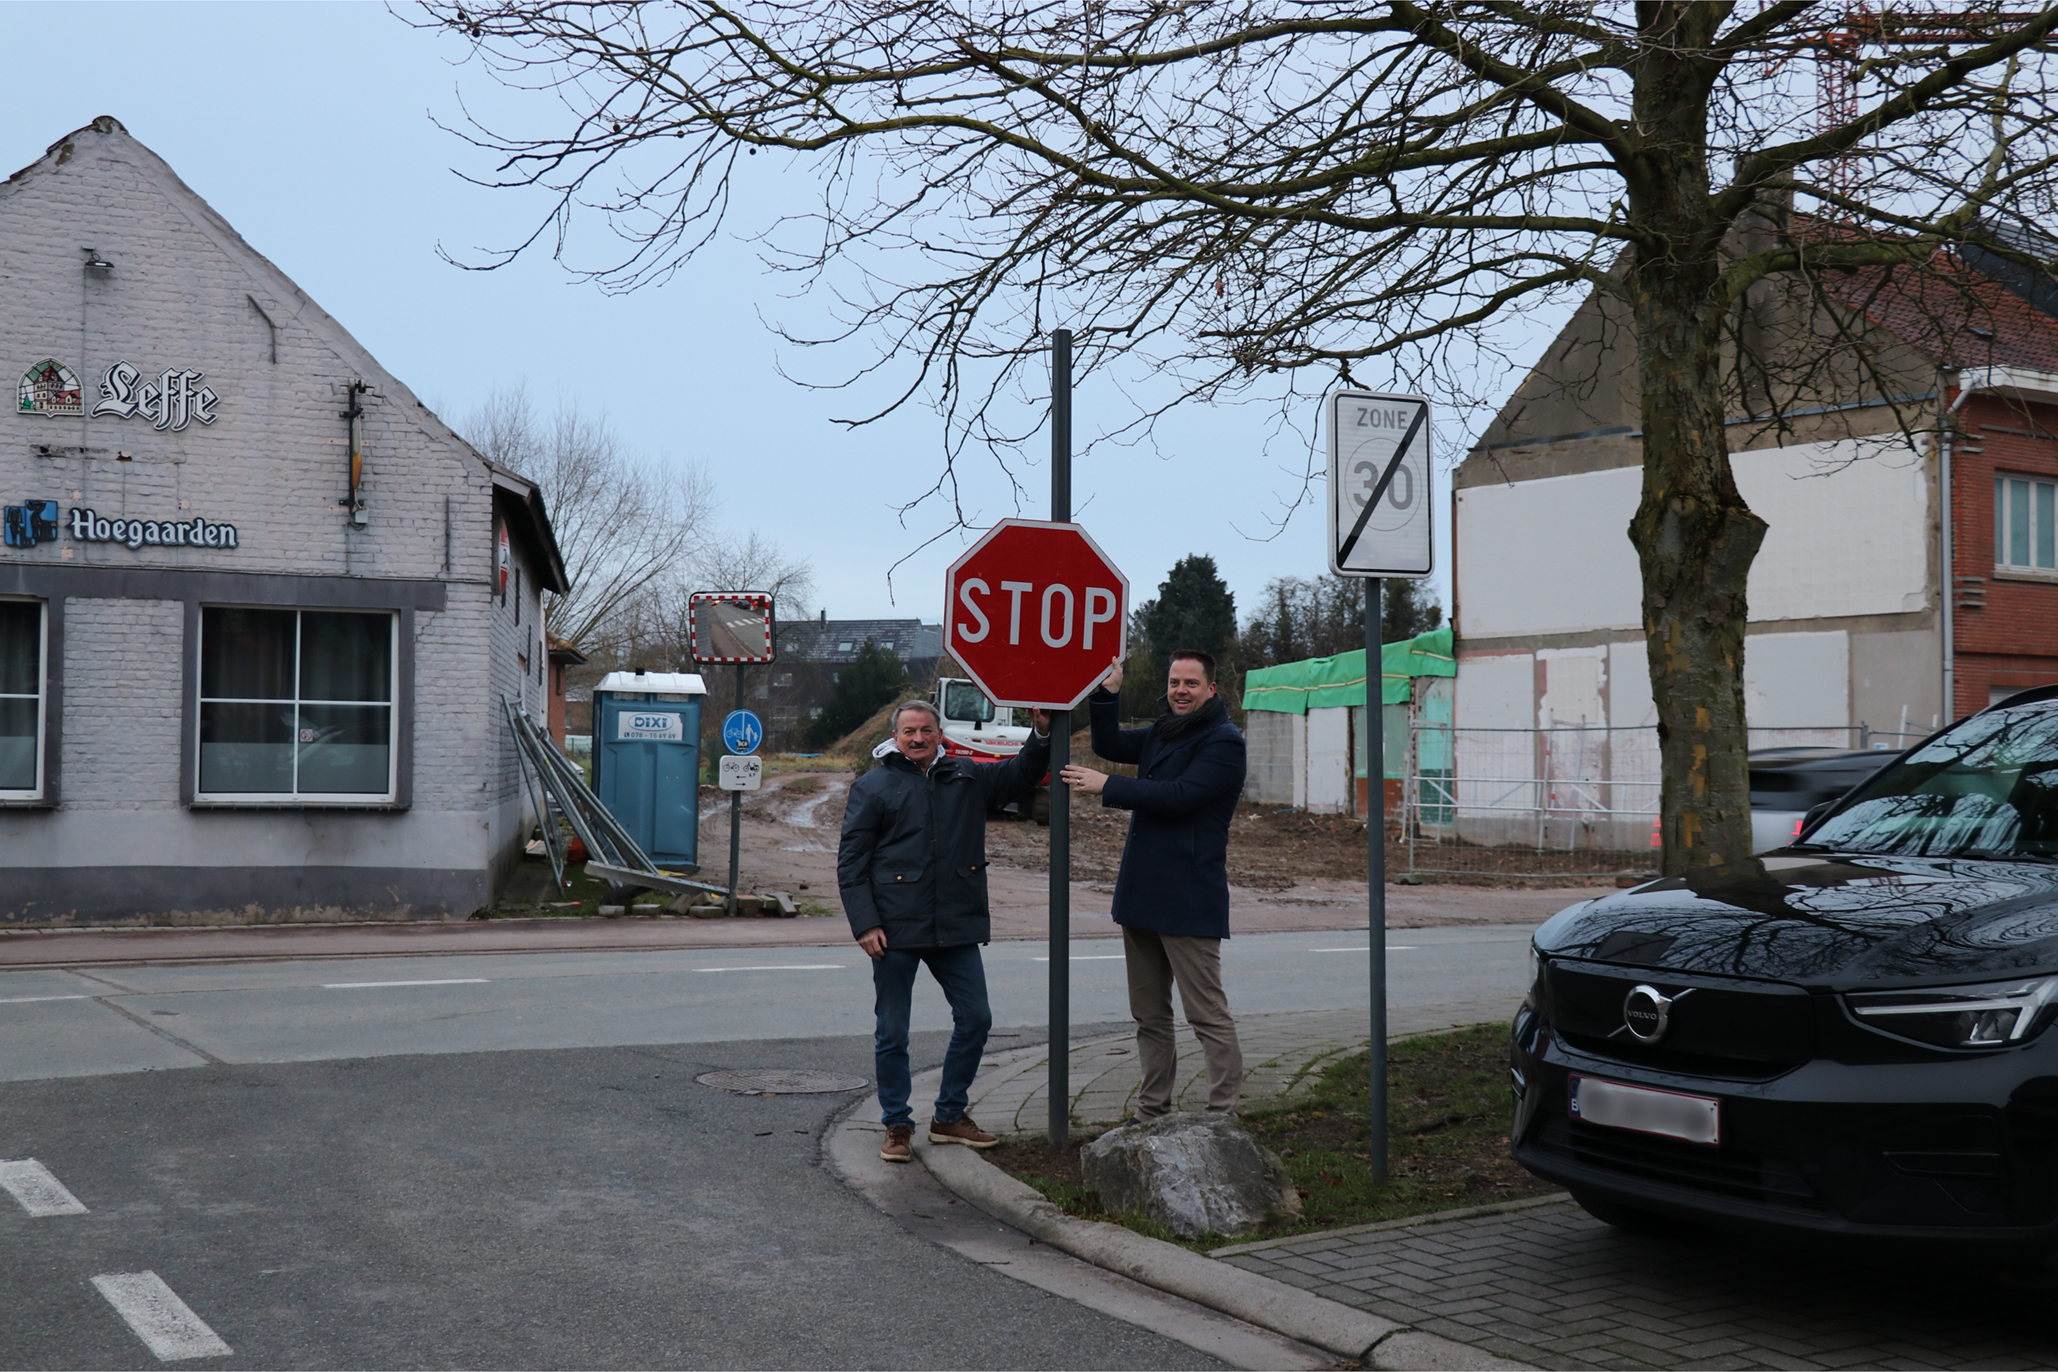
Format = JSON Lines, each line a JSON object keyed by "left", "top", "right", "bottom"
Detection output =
{"left": 1327, "top": 390, "right": 1434, "bottom": 1185}
{"left": 1049, "top": 328, "right": 1072, "bottom": 1149}
{"left": 941, "top": 349, "right": 1130, "bottom": 1145}
{"left": 689, "top": 592, "right": 777, "bottom": 914}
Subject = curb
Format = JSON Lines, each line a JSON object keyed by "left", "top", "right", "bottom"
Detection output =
{"left": 916, "top": 1137, "right": 1533, "bottom": 1371}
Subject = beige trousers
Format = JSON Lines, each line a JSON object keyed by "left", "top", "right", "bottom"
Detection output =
{"left": 1123, "top": 926, "right": 1243, "bottom": 1117}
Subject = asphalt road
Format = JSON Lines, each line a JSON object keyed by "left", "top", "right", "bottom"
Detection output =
{"left": 0, "top": 1031, "right": 1241, "bottom": 1370}
{"left": 0, "top": 926, "right": 1533, "bottom": 1083}
{"left": 0, "top": 927, "right": 1534, "bottom": 1369}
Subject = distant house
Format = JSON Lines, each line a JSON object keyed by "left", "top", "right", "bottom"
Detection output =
{"left": 768, "top": 614, "right": 944, "bottom": 744}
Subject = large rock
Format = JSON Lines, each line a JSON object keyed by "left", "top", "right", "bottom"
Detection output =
{"left": 1080, "top": 1112, "right": 1301, "bottom": 1238}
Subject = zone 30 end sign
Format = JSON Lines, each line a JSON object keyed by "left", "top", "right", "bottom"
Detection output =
{"left": 1328, "top": 390, "right": 1433, "bottom": 580}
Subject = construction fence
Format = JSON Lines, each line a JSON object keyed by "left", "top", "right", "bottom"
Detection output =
{"left": 1398, "top": 722, "right": 1926, "bottom": 878}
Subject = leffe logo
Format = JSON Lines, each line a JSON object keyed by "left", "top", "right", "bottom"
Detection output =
{"left": 91, "top": 361, "right": 219, "bottom": 432}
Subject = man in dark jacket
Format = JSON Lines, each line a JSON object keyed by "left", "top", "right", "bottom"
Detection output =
{"left": 840, "top": 697, "right": 1051, "bottom": 1162}
{"left": 1060, "top": 649, "right": 1247, "bottom": 1119}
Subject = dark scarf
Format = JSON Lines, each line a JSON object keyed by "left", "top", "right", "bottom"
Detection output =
{"left": 1153, "top": 692, "right": 1228, "bottom": 742}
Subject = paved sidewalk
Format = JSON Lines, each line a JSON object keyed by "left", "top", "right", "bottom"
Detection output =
{"left": 1215, "top": 1198, "right": 2058, "bottom": 1369}
{"left": 965, "top": 1009, "right": 2058, "bottom": 1369}
{"left": 974, "top": 998, "right": 1520, "bottom": 1132}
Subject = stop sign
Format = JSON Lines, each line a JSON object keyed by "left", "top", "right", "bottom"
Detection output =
{"left": 945, "top": 519, "right": 1130, "bottom": 710}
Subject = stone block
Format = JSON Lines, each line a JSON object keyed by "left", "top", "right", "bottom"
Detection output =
{"left": 1080, "top": 1112, "right": 1300, "bottom": 1239}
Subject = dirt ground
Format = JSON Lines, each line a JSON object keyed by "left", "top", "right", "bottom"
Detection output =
{"left": 688, "top": 769, "right": 1606, "bottom": 939}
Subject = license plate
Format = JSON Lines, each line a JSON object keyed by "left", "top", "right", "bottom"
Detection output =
{"left": 1570, "top": 1076, "right": 1720, "bottom": 1146}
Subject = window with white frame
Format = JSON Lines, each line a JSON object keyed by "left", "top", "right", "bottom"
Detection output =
{"left": 1995, "top": 474, "right": 2058, "bottom": 573}
{"left": 0, "top": 600, "right": 44, "bottom": 798}
{"left": 197, "top": 608, "right": 395, "bottom": 800}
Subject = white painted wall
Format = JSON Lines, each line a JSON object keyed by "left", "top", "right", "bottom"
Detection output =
{"left": 1305, "top": 707, "right": 1352, "bottom": 814}
{"left": 1457, "top": 436, "right": 1929, "bottom": 639}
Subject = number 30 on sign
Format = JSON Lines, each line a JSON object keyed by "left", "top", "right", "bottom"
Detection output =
{"left": 1327, "top": 390, "right": 1433, "bottom": 580}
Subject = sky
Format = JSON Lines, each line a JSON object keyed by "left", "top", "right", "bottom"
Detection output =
{"left": 0, "top": 3, "right": 1557, "bottom": 628}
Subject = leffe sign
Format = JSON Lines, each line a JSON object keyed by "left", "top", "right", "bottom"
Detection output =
{"left": 92, "top": 361, "right": 220, "bottom": 432}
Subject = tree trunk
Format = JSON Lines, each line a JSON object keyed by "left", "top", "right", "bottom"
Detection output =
{"left": 1628, "top": 258, "right": 1766, "bottom": 874}
{"left": 1628, "top": 7, "right": 1768, "bottom": 875}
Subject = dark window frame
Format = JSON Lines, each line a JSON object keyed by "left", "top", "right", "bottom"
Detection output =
{"left": 192, "top": 606, "right": 401, "bottom": 804}
{"left": 0, "top": 595, "right": 57, "bottom": 806}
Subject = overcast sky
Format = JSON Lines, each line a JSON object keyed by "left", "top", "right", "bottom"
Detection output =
{"left": 0, "top": 3, "right": 1560, "bottom": 628}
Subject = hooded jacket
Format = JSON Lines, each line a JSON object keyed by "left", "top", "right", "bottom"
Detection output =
{"left": 1088, "top": 686, "right": 1247, "bottom": 938}
{"left": 838, "top": 728, "right": 1051, "bottom": 948}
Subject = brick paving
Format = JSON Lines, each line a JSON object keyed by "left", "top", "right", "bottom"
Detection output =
{"left": 965, "top": 1006, "right": 2058, "bottom": 1369}
{"left": 1214, "top": 1198, "right": 2058, "bottom": 1369}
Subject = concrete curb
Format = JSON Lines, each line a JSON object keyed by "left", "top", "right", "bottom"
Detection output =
{"left": 916, "top": 1138, "right": 1533, "bottom": 1371}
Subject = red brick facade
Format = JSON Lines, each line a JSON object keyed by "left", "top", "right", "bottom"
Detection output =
{"left": 1949, "top": 391, "right": 2058, "bottom": 718}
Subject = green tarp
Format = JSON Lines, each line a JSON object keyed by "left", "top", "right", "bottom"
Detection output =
{"left": 1242, "top": 625, "right": 1455, "bottom": 715}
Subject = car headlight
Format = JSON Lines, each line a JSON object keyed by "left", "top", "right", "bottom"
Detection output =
{"left": 1523, "top": 945, "right": 1542, "bottom": 1012}
{"left": 1847, "top": 974, "right": 2058, "bottom": 1049}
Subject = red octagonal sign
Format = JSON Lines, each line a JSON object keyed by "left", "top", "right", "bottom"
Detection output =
{"left": 945, "top": 519, "right": 1129, "bottom": 710}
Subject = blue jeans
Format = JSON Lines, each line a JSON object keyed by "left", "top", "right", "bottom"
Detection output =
{"left": 872, "top": 944, "right": 992, "bottom": 1128}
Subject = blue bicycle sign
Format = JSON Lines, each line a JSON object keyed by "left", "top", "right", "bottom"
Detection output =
{"left": 721, "top": 709, "right": 763, "bottom": 755}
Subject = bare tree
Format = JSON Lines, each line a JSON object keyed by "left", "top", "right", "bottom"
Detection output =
{"left": 420, "top": 1, "right": 2058, "bottom": 872}
{"left": 466, "top": 383, "right": 715, "bottom": 656}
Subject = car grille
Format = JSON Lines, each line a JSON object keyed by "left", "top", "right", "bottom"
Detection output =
{"left": 1531, "top": 1114, "right": 1826, "bottom": 1213}
{"left": 1547, "top": 959, "right": 1813, "bottom": 1079}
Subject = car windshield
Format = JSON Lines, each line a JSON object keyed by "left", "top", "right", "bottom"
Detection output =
{"left": 943, "top": 681, "right": 994, "bottom": 723}
{"left": 1805, "top": 704, "right": 2058, "bottom": 858}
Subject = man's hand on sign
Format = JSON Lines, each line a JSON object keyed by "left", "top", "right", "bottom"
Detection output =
{"left": 1060, "top": 764, "right": 1110, "bottom": 796}
{"left": 858, "top": 928, "right": 888, "bottom": 960}
{"left": 1028, "top": 708, "right": 1053, "bottom": 736}
{"left": 1101, "top": 658, "right": 1124, "bottom": 694}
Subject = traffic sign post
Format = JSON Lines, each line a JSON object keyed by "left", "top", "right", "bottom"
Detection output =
{"left": 690, "top": 593, "right": 777, "bottom": 915}
{"left": 1326, "top": 389, "right": 1434, "bottom": 1187}
{"left": 940, "top": 332, "right": 1129, "bottom": 1144}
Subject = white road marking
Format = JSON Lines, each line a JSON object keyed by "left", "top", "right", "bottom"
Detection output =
{"left": 1031, "top": 956, "right": 1126, "bottom": 961}
{"left": 322, "top": 979, "right": 490, "bottom": 989}
{"left": 0, "top": 1159, "right": 88, "bottom": 1216}
{"left": 90, "top": 1271, "right": 231, "bottom": 1361}
{"left": 691, "top": 965, "right": 845, "bottom": 972}
{"left": 1309, "top": 946, "right": 1416, "bottom": 952}
{"left": 0, "top": 994, "right": 89, "bottom": 1004}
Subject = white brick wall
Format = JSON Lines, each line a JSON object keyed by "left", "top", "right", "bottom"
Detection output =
{"left": 0, "top": 119, "right": 553, "bottom": 922}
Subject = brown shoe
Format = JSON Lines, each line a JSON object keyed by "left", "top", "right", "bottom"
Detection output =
{"left": 879, "top": 1125, "right": 913, "bottom": 1162}
{"left": 928, "top": 1115, "right": 998, "bottom": 1149}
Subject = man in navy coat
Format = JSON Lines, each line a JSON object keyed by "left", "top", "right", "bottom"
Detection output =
{"left": 841, "top": 698, "right": 1051, "bottom": 1162}
{"left": 1060, "top": 649, "right": 1248, "bottom": 1118}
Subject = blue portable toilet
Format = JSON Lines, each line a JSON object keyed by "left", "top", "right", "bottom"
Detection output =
{"left": 590, "top": 670, "right": 706, "bottom": 868}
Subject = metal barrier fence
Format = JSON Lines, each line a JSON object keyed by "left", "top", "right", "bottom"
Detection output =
{"left": 1400, "top": 723, "right": 1925, "bottom": 878}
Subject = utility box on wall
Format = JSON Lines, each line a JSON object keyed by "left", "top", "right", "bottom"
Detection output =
{"left": 591, "top": 671, "right": 707, "bottom": 868}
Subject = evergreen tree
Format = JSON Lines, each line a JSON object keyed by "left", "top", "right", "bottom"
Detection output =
{"left": 1125, "top": 554, "right": 1237, "bottom": 718}
{"left": 805, "top": 638, "right": 911, "bottom": 747}
{"left": 1241, "top": 576, "right": 1442, "bottom": 668}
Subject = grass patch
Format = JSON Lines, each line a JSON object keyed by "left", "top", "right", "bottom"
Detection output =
{"left": 987, "top": 1023, "right": 1560, "bottom": 1249}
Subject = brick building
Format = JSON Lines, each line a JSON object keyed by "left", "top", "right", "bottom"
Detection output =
{"left": 0, "top": 118, "right": 566, "bottom": 925}
{"left": 1455, "top": 220, "right": 2058, "bottom": 775}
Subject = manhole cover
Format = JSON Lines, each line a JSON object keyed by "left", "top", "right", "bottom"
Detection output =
{"left": 696, "top": 1069, "right": 869, "bottom": 1096}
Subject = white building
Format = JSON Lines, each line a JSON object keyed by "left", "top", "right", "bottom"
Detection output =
{"left": 0, "top": 118, "right": 566, "bottom": 925}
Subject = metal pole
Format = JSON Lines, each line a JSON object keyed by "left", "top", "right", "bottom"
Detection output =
{"left": 1049, "top": 327, "right": 1073, "bottom": 1147}
{"left": 1367, "top": 577, "right": 1388, "bottom": 1183}
{"left": 728, "top": 663, "right": 744, "bottom": 913}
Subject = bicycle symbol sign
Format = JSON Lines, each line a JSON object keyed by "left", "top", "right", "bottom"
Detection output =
{"left": 721, "top": 709, "right": 763, "bottom": 755}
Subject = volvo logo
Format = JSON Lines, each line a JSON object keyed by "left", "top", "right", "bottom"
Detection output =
{"left": 1619, "top": 984, "right": 1694, "bottom": 1044}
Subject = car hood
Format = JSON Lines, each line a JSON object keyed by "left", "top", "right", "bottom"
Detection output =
{"left": 1532, "top": 852, "right": 2058, "bottom": 987}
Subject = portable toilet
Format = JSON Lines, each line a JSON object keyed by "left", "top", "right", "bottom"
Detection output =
{"left": 590, "top": 670, "right": 706, "bottom": 868}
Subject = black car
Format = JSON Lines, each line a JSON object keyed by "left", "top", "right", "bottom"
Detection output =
{"left": 1512, "top": 687, "right": 2058, "bottom": 1252}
